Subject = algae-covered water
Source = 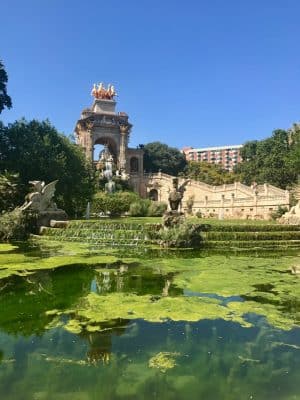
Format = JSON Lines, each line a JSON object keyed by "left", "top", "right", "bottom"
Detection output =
{"left": 0, "top": 241, "right": 300, "bottom": 399}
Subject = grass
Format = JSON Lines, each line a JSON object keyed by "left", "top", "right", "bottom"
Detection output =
{"left": 187, "top": 217, "right": 278, "bottom": 225}
{"left": 73, "top": 216, "right": 278, "bottom": 226}
{"left": 73, "top": 217, "right": 162, "bottom": 224}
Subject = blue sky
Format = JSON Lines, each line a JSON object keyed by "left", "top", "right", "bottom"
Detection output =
{"left": 1, "top": 0, "right": 300, "bottom": 149}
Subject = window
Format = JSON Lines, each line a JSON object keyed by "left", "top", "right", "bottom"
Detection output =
{"left": 130, "top": 157, "right": 139, "bottom": 173}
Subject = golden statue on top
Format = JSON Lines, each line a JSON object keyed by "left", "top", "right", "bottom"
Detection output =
{"left": 91, "top": 83, "right": 117, "bottom": 100}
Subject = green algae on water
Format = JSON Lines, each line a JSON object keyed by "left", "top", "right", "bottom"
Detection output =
{"left": 148, "top": 352, "right": 180, "bottom": 373}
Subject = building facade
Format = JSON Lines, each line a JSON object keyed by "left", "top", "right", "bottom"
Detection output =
{"left": 75, "top": 86, "right": 290, "bottom": 219}
{"left": 74, "top": 84, "right": 144, "bottom": 194}
{"left": 182, "top": 145, "right": 243, "bottom": 171}
{"left": 145, "top": 173, "right": 290, "bottom": 220}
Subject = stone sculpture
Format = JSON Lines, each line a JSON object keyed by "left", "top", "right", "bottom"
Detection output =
{"left": 168, "top": 178, "right": 190, "bottom": 211}
{"left": 279, "top": 183, "right": 300, "bottom": 225}
{"left": 163, "top": 178, "right": 190, "bottom": 228}
{"left": 21, "top": 180, "right": 68, "bottom": 227}
{"left": 21, "top": 180, "right": 58, "bottom": 212}
{"left": 91, "top": 82, "right": 117, "bottom": 100}
{"left": 98, "top": 146, "right": 116, "bottom": 194}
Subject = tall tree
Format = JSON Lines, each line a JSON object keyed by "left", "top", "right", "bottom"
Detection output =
{"left": 143, "top": 141, "right": 187, "bottom": 176}
{"left": 288, "top": 124, "right": 300, "bottom": 177}
{"left": 236, "top": 129, "right": 298, "bottom": 188}
{"left": 0, "top": 119, "right": 95, "bottom": 216}
{"left": 0, "top": 61, "right": 12, "bottom": 114}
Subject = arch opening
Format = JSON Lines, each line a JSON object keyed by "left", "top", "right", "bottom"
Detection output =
{"left": 149, "top": 189, "right": 158, "bottom": 201}
{"left": 93, "top": 137, "right": 118, "bottom": 162}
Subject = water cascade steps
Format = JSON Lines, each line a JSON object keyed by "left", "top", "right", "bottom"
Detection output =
{"left": 201, "top": 224, "right": 300, "bottom": 249}
{"left": 39, "top": 220, "right": 300, "bottom": 249}
{"left": 40, "top": 221, "right": 157, "bottom": 247}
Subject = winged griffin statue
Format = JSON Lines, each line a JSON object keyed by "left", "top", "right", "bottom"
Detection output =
{"left": 279, "top": 182, "right": 300, "bottom": 224}
{"left": 168, "top": 178, "right": 190, "bottom": 211}
{"left": 21, "top": 180, "right": 59, "bottom": 212}
{"left": 287, "top": 183, "right": 300, "bottom": 216}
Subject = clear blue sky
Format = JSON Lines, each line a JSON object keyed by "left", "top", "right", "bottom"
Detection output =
{"left": 1, "top": 0, "right": 300, "bottom": 149}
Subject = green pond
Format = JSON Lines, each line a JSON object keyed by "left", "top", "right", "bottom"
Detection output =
{"left": 0, "top": 240, "right": 300, "bottom": 399}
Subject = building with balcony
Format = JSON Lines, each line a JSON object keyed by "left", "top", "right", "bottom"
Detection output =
{"left": 182, "top": 145, "right": 243, "bottom": 171}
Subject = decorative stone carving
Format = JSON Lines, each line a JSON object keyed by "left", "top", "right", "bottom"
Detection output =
{"left": 279, "top": 184, "right": 300, "bottom": 225}
{"left": 21, "top": 180, "right": 59, "bottom": 212}
{"left": 168, "top": 178, "right": 190, "bottom": 211}
{"left": 91, "top": 83, "right": 117, "bottom": 100}
{"left": 21, "top": 180, "right": 68, "bottom": 227}
{"left": 162, "top": 178, "right": 190, "bottom": 228}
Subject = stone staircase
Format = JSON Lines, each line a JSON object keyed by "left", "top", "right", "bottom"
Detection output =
{"left": 39, "top": 220, "right": 300, "bottom": 250}
{"left": 201, "top": 224, "right": 300, "bottom": 249}
{"left": 40, "top": 221, "right": 156, "bottom": 247}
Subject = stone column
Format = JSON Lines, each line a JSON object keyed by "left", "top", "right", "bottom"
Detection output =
{"left": 231, "top": 193, "right": 235, "bottom": 216}
{"left": 86, "top": 121, "right": 94, "bottom": 161}
{"left": 119, "top": 125, "right": 129, "bottom": 172}
{"left": 254, "top": 191, "right": 258, "bottom": 216}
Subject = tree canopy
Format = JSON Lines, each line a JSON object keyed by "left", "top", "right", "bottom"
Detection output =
{"left": 236, "top": 128, "right": 300, "bottom": 189}
{"left": 184, "top": 161, "right": 239, "bottom": 185}
{"left": 143, "top": 141, "right": 187, "bottom": 176}
{"left": 0, "top": 119, "right": 95, "bottom": 216}
{"left": 0, "top": 172, "right": 21, "bottom": 213}
{"left": 0, "top": 61, "right": 12, "bottom": 114}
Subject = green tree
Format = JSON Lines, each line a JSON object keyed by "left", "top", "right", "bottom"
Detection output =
{"left": 0, "top": 171, "right": 21, "bottom": 213}
{"left": 236, "top": 129, "right": 298, "bottom": 188}
{"left": 0, "top": 119, "right": 95, "bottom": 216}
{"left": 143, "top": 141, "right": 187, "bottom": 176}
{"left": 288, "top": 124, "right": 300, "bottom": 176}
{"left": 185, "top": 161, "right": 238, "bottom": 185}
{"left": 0, "top": 60, "right": 12, "bottom": 114}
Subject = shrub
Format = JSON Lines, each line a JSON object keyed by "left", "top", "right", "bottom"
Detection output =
{"left": 270, "top": 206, "right": 288, "bottom": 220}
{"left": 0, "top": 209, "right": 38, "bottom": 241}
{"left": 147, "top": 201, "right": 167, "bottom": 217}
{"left": 91, "top": 191, "right": 140, "bottom": 217}
{"left": 156, "top": 223, "right": 203, "bottom": 248}
{"left": 195, "top": 210, "right": 202, "bottom": 218}
{"left": 129, "top": 200, "right": 151, "bottom": 217}
{"left": 117, "top": 191, "right": 140, "bottom": 211}
{"left": 0, "top": 172, "right": 22, "bottom": 213}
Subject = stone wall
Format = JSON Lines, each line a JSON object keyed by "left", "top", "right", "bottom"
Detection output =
{"left": 138, "top": 172, "right": 290, "bottom": 220}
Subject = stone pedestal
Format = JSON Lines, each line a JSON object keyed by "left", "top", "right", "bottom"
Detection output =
{"left": 162, "top": 211, "right": 185, "bottom": 228}
{"left": 37, "top": 210, "right": 68, "bottom": 228}
{"left": 92, "top": 99, "right": 116, "bottom": 114}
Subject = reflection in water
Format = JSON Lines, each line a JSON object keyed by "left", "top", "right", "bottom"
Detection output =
{"left": 0, "top": 252, "right": 300, "bottom": 399}
{"left": 0, "top": 319, "right": 299, "bottom": 400}
{"left": 83, "top": 319, "right": 130, "bottom": 365}
{"left": 91, "top": 265, "right": 181, "bottom": 297}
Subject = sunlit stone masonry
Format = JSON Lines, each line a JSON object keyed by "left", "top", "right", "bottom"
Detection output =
{"left": 75, "top": 85, "right": 290, "bottom": 219}
{"left": 74, "top": 83, "right": 144, "bottom": 194}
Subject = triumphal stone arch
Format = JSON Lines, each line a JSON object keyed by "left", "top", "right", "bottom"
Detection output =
{"left": 74, "top": 84, "right": 144, "bottom": 184}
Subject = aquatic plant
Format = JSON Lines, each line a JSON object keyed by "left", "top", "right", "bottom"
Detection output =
{"left": 148, "top": 352, "right": 180, "bottom": 373}
{"left": 156, "top": 223, "right": 202, "bottom": 248}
